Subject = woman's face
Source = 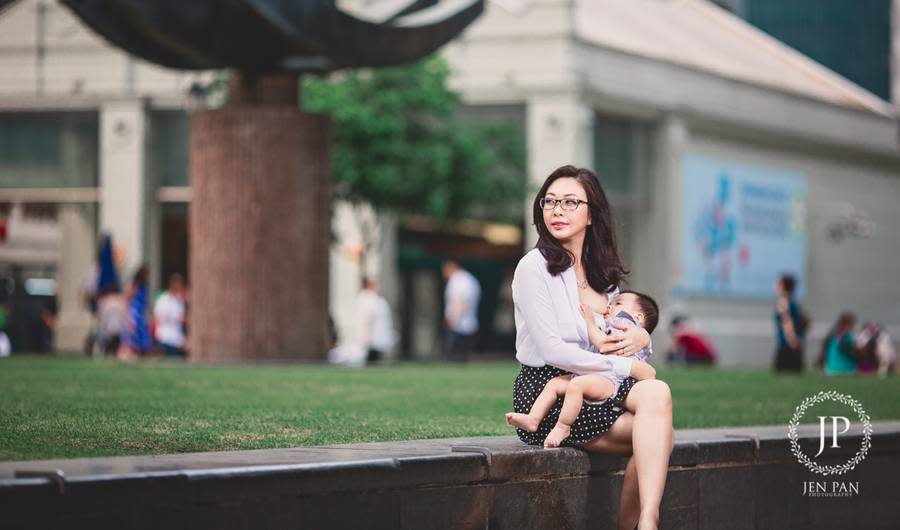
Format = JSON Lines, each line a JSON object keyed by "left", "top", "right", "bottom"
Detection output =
{"left": 543, "top": 177, "right": 591, "bottom": 242}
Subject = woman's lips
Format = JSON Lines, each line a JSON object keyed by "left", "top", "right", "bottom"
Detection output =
{"left": 551, "top": 222, "right": 567, "bottom": 230}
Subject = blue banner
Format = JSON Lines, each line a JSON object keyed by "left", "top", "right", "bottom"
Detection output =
{"left": 681, "top": 154, "right": 806, "bottom": 299}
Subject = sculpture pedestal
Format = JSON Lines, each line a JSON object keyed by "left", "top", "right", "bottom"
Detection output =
{"left": 189, "top": 75, "right": 331, "bottom": 362}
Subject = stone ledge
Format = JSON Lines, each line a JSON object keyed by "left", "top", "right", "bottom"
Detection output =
{"left": 1, "top": 421, "right": 899, "bottom": 529}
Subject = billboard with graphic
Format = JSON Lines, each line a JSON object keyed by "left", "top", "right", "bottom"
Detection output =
{"left": 681, "top": 154, "right": 807, "bottom": 299}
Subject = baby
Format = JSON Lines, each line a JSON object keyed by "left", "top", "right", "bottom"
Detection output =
{"left": 506, "top": 290, "right": 659, "bottom": 447}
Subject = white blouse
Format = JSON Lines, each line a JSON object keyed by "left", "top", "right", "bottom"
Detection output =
{"left": 512, "top": 247, "right": 636, "bottom": 380}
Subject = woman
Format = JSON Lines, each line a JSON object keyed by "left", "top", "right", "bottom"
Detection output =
{"left": 511, "top": 165, "right": 674, "bottom": 530}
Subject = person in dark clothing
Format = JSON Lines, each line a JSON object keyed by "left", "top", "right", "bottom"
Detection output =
{"left": 773, "top": 274, "right": 807, "bottom": 372}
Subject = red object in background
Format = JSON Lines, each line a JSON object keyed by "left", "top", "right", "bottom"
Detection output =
{"left": 673, "top": 331, "right": 718, "bottom": 363}
{"left": 738, "top": 243, "right": 750, "bottom": 267}
{"left": 0, "top": 218, "right": 6, "bottom": 242}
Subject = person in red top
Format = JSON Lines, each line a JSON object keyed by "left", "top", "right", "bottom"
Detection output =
{"left": 667, "top": 315, "right": 717, "bottom": 365}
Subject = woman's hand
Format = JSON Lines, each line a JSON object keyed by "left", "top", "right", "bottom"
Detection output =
{"left": 776, "top": 297, "right": 789, "bottom": 315}
{"left": 596, "top": 323, "right": 651, "bottom": 356}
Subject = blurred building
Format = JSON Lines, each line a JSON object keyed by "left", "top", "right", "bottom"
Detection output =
{"left": 2, "top": 0, "right": 899, "bottom": 365}
{"left": 442, "top": 0, "right": 900, "bottom": 365}
{"left": 715, "top": 0, "right": 892, "bottom": 102}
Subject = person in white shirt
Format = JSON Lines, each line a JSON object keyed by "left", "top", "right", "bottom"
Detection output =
{"left": 357, "top": 276, "right": 397, "bottom": 364}
{"left": 510, "top": 164, "right": 673, "bottom": 530}
{"left": 441, "top": 260, "right": 481, "bottom": 362}
{"left": 153, "top": 273, "right": 187, "bottom": 358}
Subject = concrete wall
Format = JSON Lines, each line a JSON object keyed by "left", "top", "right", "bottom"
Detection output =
{"left": 682, "top": 131, "right": 900, "bottom": 366}
{"left": 3, "top": 422, "right": 898, "bottom": 529}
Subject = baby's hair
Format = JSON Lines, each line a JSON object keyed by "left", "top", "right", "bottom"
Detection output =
{"left": 619, "top": 290, "right": 659, "bottom": 334}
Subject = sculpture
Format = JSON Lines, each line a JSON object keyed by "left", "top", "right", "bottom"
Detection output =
{"left": 61, "top": 0, "right": 483, "bottom": 72}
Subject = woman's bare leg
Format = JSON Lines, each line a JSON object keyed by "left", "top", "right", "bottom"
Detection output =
{"left": 580, "top": 379, "right": 674, "bottom": 530}
{"left": 506, "top": 375, "right": 571, "bottom": 432}
{"left": 580, "top": 412, "right": 640, "bottom": 530}
{"left": 618, "top": 457, "right": 640, "bottom": 530}
{"left": 623, "top": 379, "right": 674, "bottom": 530}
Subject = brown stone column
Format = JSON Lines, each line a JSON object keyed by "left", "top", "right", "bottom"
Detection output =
{"left": 189, "top": 73, "right": 331, "bottom": 362}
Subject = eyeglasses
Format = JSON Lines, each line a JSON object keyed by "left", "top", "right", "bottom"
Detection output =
{"left": 539, "top": 197, "right": 588, "bottom": 211}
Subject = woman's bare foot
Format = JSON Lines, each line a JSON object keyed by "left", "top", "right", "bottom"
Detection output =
{"left": 543, "top": 423, "right": 571, "bottom": 448}
{"left": 506, "top": 412, "right": 540, "bottom": 432}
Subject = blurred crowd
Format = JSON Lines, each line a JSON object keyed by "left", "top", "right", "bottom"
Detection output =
{"left": 773, "top": 273, "right": 896, "bottom": 377}
{"left": 85, "top": 234, "right": 189, "bottom": 360}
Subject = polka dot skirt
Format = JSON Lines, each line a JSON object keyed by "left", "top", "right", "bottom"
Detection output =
{"left": 513, "top": 364, "right": 637, "bottom": 446}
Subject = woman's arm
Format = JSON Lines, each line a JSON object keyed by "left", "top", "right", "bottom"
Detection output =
{"left": 513, "top": 258, "right": 633, "bottom": 380}
{"left": 777, "top": 298, "right": 800, "bottom": 350}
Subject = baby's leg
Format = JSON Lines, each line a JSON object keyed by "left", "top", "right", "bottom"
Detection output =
{"left": 544, "top": 374, "right": 616, "bottom": 448}
{"left": 506, "top": 375, "right": 572, "bottom": 432}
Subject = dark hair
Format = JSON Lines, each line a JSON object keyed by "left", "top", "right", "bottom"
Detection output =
{"left": 836, "top": 311, "right": 856, "bottom": 330}
{"left": 167, "top": 272, "right": 185, "bottom": 289}
{"left": 132, "top": 265, "right": 148, "bottom": 287}
{"left": 779, "top": 274, "right": 796, "bottom": 295}
{"left": 620, "top": 290, "right": 659, "bottom": 334}
{"left": 532, "top": 165, "right": 628, "bottom": 291}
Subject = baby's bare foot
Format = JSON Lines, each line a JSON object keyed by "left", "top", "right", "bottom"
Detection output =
{"left": 543, "top": 423, "right": 571, "bottom": 448}
{"left": 506, "top": 412, "right": 541, "bottom": 432}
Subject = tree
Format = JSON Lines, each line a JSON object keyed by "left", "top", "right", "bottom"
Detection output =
{"left": 303, "top": 56, "right": 526, "bottom": 269}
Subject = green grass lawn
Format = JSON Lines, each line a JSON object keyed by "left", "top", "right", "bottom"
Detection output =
{"left": 1, "top": 355, "right": 898, "bottom": 461}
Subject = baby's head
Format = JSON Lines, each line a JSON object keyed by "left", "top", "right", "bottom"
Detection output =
{"left": 608, "top": 291, "right": 659, "bottom": 333}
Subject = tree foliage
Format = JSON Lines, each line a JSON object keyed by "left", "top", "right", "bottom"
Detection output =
{"left": 302, "top": 56, "right": 525, "bottom": 225}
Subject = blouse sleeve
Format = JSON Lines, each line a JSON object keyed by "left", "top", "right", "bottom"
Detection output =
{"left": 513, "top": 257, "right": 634, "bottom": 379}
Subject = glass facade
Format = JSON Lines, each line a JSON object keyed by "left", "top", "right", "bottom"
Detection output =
{"left": 738, "top": 0, "right": 891, "bottom": 101}
{"left": 0, "top": 112, "right": 99, "bottom": 188}
{"left": 593, "top": 113, "right": 650, "bottom": 198}
{"left": 148, "top": 110, "right": 190, "bottom": 187}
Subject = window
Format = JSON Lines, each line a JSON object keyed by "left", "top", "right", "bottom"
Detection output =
{"left": 593, "top": 113, "right": 649, "bottom": 200}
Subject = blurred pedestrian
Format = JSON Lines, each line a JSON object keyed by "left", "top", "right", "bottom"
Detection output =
{"left": 0, "top": 303, "right": 10, "bottom": 357}
{"left": 855, "top": 321, "right": 895, "bottom": 377}
{"left": 38, "top": 296, "right": 57, "bottom": 353}
{"left": 93, "top": 235, "right": 125, "bottom": 356}
{"left": 95, "top": 285, "right": 125, "bottom": 356}
{"left": 119, "top": 265, "right": 151, "bottom": 359}
{"left": 441, "top": 259, "right": 481, "bottom": 362}
{"left": 818, "top": 312, "right": 857, "bottom": 375}
{"left": 773, "top": 274, "right": 807, "bottom": 372}
{"left": 667, "top": 315, "right": 717, "bottom": 365}
{"left": 357, "top": 276, "right": 396, "bottom": 364}
{"left": 153, "top": 272, "right": 187, "bottom": 358}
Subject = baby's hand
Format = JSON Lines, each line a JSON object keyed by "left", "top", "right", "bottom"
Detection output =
{"left": 579, "top": 303, "right": 607, "bottom": 350}
{"left": 629, "top": 360, "right": 656, "bottom": 380}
